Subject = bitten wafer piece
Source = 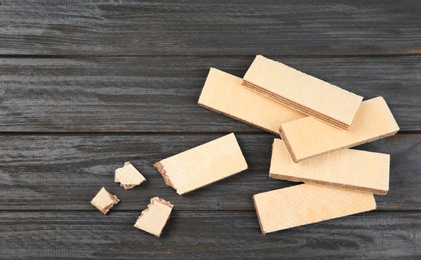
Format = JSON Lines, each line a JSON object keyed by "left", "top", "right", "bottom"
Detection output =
{"left": 154, "top": 133, "right": 248, "bottom": 195}
{"left": 134, "top": 197, "right": 173, "bottom": 237}
{"left": 90, "top": 187, "right": 120, "bottom": 214}
{"left": 253, "top": 183, "right": 376, "bottom": 234}
{"left": 270, "top": 139, "right": 390, "bottom": 195}
{"left": 114, "top": 162, "right": 146, "bottom": 190}
{"left": 279, "top": 97, "right": 399, "bottom": 162}
{"left": 198, "top": 68, "right": 305, "bottom": 134}
{"left": 243, "top": 55, "right": 363, "bottom": 130}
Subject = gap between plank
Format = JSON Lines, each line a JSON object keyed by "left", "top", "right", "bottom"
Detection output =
{"left": 0, "top": 209, "right": 419, "bottom": 213}
{"left": 0, "top": 131, "right": 270, "bottom": 136}
{"left": 0, "top": 130, "right": 417, "bottom": 136}
{"left": 0, "top": 54, "right": 419, "bottom": 59}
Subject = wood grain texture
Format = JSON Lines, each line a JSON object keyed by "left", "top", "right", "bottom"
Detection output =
{"left": 280, "top": 97, "right": 399, "bottom": 162}
{"left": 1, "top": 1, "right": 420, "bottom": 258}
{"left": 0, "top": 211, "right": 420, "bottom": 258}
{"left": 0, "top": 56, "right": 419, "bottom": 132}
{"left": 0, "top": 133, "right": 419, "bottom": 211}
{"left": 154, "top": 133, "right": 248, "bottom": 195}
{"left": 243, "top": 55, "right": 363, "bottom": 129}
{"left": 270, "top": 139, "right": 390, "bottom": 195}
{"left": 0, "top": 1, "right": 420, "bottom": 56}
{"left": 253, "top": 183, "right": 376, "bottom": 234}
{"left": 198, "top": 68, "right": 305, "bottom": 134}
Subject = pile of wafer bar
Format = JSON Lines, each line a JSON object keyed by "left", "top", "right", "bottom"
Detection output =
{"left": 90, "top": 55, "right": 399, "bottom": 236}
{"left": 198, "top": 55, "right": 399, "bottom": 234}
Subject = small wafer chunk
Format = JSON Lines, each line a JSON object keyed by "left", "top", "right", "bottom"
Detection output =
{"left": 134, "top": 197, "right": 174, "bottom": 237}
{"left": 253, "top": 183, "right": 376, "bottom": 234}
{"left": 90, "top": 187, "right": 120, "bottom": 214}
{"left": 154, "top": 133, "right": 248, "bottom": 195}
{"left": 198, "top": 68, "right": 305, "bottom": 134}
{"left": 115, "top": 161, "right": 146, "bottom": 190}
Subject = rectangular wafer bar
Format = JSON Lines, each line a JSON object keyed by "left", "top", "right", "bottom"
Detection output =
{"left": 154, "top": 133, "right": 248, "bottom": 195}
{"left": 253, "top": 183, "right": 376, "bottom": 234}
{"left": 243, "top": 55, "right": 363, "bottom": 129}
{"left": 280, "top": 97, "right": 399, "bottom": 162}
{"left": 198, "top": 68, "right": 305, "bottom": 134}
{"left": 270, "top": 139, "right": 390, "bottom": 195}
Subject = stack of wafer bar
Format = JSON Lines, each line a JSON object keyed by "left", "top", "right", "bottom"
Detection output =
{"left": 198, "top": 55, "right": 399, "bottom": 234}
{"left": 198, "top": 68, "right": 306, "bottom": 134}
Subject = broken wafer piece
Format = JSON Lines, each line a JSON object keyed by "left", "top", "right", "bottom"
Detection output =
{"left": 134, "top": 197, "right": 173, "bottom": 237}
{"left": 253, "top": 183, "right": 376, "bottom": 234}
{"left": 90, "top": 187, "right": 120, "bottom": 214}
{"left": 270, "top": 139, "right": 390, "bottom": 195}
{"left": 114, "top": 161, "right": 146, "bottom": 190}
{"left": 198, "top": 68, "right": 305, "bottom": 134}
{"left": 154, "top": 133, "right": 248, "bottom": 195}
{"left": 279, "top": 97, "right": 399, "bottom": 162}
{"left": 243, "top": 55, "right": 363, "bottom": 130}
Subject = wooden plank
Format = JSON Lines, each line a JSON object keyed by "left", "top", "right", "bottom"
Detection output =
{"left": 1, "top": 211, "right": 420, "bottom": 258}
{"left": 0, "top": 1, "right": 420, "bottom": 56}
{"left": 0, "top": 56, "right": 419, "bottom": 132}
{"left": 0, "top": 133, "right": 418, "bottom": 211}
{"left": 154, "top": 133, "right": 248, "bottom": 195}
{"left": 253, "top": 184, "right": 376, "bottom": 234}
{"left": 115, "top": 162, "right": 146, "bottom": 190}
{"left": 270, "top": 139, "right": 390, "bottom": 194}
{"left": 134, "top": 197, "right": 173, "bottom": 237}
{"left": 90, "top": 187, "right": 120, "bottom": 214}
{"left": 198, "top": 68, "right": 305, "bottom": 134}
{"left": 243, "top": 55, "right": 363, "bottom": 129}
{"left": 280, "top": 97, "right": 399, "bottom": 162}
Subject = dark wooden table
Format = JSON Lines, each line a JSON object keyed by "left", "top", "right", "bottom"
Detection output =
{"left": 1, "top": 1, "right": 420, "bottom": 258}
